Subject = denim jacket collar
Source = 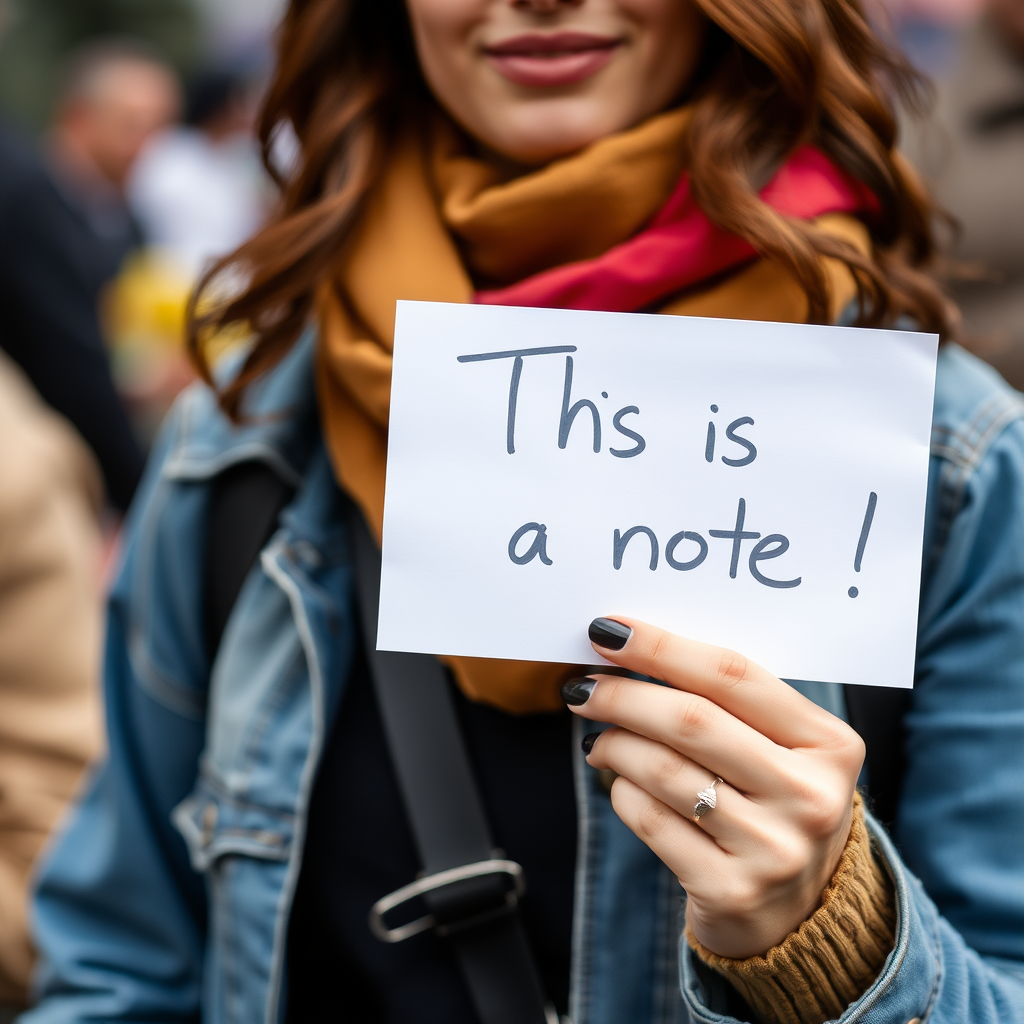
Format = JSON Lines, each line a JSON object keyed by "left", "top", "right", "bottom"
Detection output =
{"left": 164, "top": 331, "right": 320, "bottom": 489}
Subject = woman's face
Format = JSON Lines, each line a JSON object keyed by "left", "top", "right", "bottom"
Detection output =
{"left": 404, "top": 0, "right": 708, "bottom": 165}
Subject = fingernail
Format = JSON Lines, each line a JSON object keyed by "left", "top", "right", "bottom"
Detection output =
{"left": 589, "top": 617, "right": 632, "bottom": 651}
{"left": 581, "top": 732, "right": 600, "bottom": 755}
{"left": 561, "top": 676, "right": 598, "bottom": 706}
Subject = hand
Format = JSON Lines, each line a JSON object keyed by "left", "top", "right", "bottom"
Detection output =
{"left": 562, "top": 617, "right": 866, "bottom": 959}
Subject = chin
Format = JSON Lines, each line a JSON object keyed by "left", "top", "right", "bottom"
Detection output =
{"left": 481, "top": 101, "right": 631, "bottom": 166}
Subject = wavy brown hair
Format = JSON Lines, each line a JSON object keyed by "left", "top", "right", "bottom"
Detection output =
{"left": 188, "top": 0, "right": 956, "bottom": 418}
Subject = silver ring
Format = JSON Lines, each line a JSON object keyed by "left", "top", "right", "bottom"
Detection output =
{"left": 693, "top": 777, "right": 723, "bottom": 821}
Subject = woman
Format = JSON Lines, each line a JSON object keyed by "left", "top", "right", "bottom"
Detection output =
{"left": 23, "top": 1, "right": 1024, "bottom": 1023}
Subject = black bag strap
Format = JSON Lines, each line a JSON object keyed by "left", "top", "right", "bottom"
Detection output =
{"left": 344, "top": 502, "right": 552, "bottom": 1024}
{"left": 205, "top": 461, "right": 295, "bottom": 663}
{"left": 205, "top": 459, "right": 551, "bottom": 1024}
{"left": 842, "top": 683, "right": 913, "bottom": 827}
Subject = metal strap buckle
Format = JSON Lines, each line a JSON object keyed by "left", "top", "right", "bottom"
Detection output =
{"left": 369, "top": 858, "right": 525, "bottom": 943}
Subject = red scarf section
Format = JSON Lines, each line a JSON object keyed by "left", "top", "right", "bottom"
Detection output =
{"left": 475, "top": 147, "right": 877, "bottom": 311}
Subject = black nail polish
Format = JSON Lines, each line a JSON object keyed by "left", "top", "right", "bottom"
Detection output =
{"left": 561, "top": 676, "right": 597, "bottom": 706}
{"left": 581, "top": 732, "right": 600, "bottom": 755}
{"left": 589, "top": 617, "right": 632, "bottom": 651}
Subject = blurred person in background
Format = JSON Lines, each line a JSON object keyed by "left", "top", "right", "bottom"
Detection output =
{"left": 877, "top": 0, "right": 983, "bottom": 75}
{"left": 104, "top": 66, "right": 272, "bottom": 442}
{"left": 903, "top": 0, "right": 1024, "bottom": 386}
{"left": 0, "top": 0, "right": 198, "bottom": 132}
{"left": 0, "top": 37, "right": 181, "bottom": 514}
{"left": 47, "top": 41, "right": 181, "bottom": 285}
{"left": 130, "top": 66, "right": 270, "bottom": 280}
{"left": 0, "top": 352, "right": 104, "bottom": 1021}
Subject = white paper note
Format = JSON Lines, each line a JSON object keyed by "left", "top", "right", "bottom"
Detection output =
{"left": 378, "top": 301, "right": 938, "bottom": 688}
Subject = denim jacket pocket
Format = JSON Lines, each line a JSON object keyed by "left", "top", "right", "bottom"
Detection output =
{"left": 173, "top": 775, "right": 295, "bottom": 873}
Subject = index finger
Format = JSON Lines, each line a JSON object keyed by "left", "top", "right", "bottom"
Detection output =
{"left": 588, "top": 616, "right": 850, "bottom": 751}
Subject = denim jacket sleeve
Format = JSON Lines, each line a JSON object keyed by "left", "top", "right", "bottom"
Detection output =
{"left": 20, "top": 403, "right": 211, "bottom": 1024}
{"left": 682, "top": 346, "right": 1024, "bottom": 1024}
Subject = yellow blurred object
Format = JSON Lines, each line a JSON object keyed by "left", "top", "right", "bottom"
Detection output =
{"left": 103, "top": 248, "right": 194, "bottom": 440}
{"left": 106, "top": 248, "right": 191, "bottom": 356}
{"left": 103, "top": 248, "right": 247, "bottom": 441}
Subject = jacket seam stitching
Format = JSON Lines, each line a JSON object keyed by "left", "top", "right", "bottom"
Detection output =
{"left": 232, "top": 643, "right": 306, "bottom": 782}
{"left": 920, "top": 906, "right": 943, "bottom": 1023}
{"left": 127, "top": 470, "right": 208, "bottom": 721}
{"left": 260, "top": 539, "right": 329, "bottom": 1024}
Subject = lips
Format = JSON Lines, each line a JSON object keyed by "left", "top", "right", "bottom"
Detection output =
{"left": 484, "top": 32, "right": 622, "bottom": 88}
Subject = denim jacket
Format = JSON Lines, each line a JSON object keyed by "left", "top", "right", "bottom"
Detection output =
{"left": 21, "top": 336, "right": 1024, "bottom": 1024}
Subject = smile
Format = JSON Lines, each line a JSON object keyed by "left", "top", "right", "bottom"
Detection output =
{"left": 483, "top": 32, "right": 622, "bottom": 88}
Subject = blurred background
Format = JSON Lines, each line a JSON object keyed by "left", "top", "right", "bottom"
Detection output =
{"left": 0, "top": 0, "right": 285, "bottom": 127}
{"left": 0, "top": 0, "right": 284, "bottom": 466}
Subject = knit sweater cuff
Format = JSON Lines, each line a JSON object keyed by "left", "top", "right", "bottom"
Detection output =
{"left": 688, "top": 794, "right": 896, "bottom": 1024}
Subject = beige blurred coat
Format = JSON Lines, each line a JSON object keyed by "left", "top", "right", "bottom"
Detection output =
{"left": 0, "top": 353, "right": 103, "bottom": 1005}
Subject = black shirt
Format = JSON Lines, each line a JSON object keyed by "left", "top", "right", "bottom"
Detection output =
{"left": 286, "top": 650, "right": 577, "bottom": 1022}
{"left": 0, "top": 126, "right": 143, "bottom": 511}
